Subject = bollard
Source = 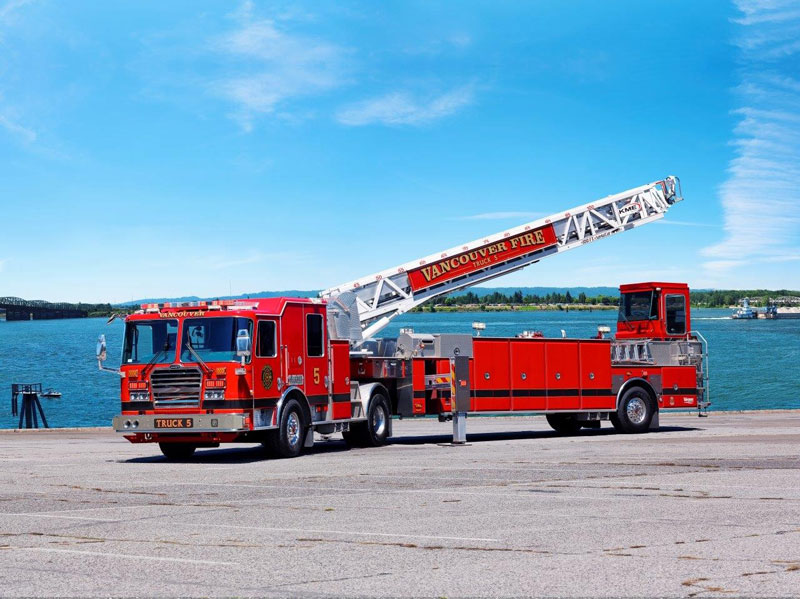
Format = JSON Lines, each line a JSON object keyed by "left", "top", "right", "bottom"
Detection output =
{"left": 452, "top": 411, "right": 467, "bottom": 444}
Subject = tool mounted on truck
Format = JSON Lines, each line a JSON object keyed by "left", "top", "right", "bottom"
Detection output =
{"left": 97, "top": 175, "right": 707, "bottom": 460}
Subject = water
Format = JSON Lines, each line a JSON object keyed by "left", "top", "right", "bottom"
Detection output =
{"left": 1, "top": 309, "right": 799, "bottom": 428}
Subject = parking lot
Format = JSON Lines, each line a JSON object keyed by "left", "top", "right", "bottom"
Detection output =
{"left": 1, "top": 411, "right": 799, "bottom": 597}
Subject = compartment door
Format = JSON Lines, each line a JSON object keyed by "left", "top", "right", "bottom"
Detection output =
{"left": 579, "top": 342, "right": 614, "bottom": 409}
{"left": 472, "top": 340, "right": 511, "bottom": 411}
{"left": 545, "top": 342, "right": 580, "bottom": 410}
{"left": 510, "top": 340, "right": 546, "bottom": 411}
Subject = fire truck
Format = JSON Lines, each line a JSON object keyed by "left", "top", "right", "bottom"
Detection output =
{"left": 98, "top": 176, "right": 708, "bottom": 459}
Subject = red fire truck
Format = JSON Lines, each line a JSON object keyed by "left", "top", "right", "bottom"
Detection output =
{"left": 98, "top": 176, "right": 708, "bottom": 459}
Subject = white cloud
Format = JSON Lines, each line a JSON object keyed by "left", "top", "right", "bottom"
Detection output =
{"left": 0, "top": 113, "right": 35, "bottom": 142}
{"left": 208, "top": 253, "right": 264, "bottom": 271}
{"left": 0, "top": 0, "right": 33, "bottom": 21}
{"left": 655, "top": 219, "right": 720, "bottom": 228}
{"left": 454, "top": 211, "right": 542, "bottom": 221}
{"left": 702, "top": 2, "right": 800, "bottom": 273}
{"left": 210, "top": 4, "right": 346, "bottom": 131}
{"left": 0, "top": 2, "right": 38, "bottom": 143}
{"left": 336, "top": 84, "right": 474, "bottom": 126}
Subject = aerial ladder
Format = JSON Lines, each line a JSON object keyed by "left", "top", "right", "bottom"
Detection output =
{"left": 321, "top": 176, "right": 683, "bottom": 343}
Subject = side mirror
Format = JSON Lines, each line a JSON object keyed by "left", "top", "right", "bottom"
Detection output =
{"left": 96, "top": 334, "right": 107, "bottom": 363}
{"left": 96, "top": 334, "right": 122, "bottom": 376}
{"left": 236, "top": 329, "right": 251, "bottom": 358}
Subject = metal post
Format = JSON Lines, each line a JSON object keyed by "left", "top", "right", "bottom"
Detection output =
{"left": 452, "top": 412, "right": 467, "bottom": 444}
{"left": 449, "top": 356, "right": 471, "bottom": 445}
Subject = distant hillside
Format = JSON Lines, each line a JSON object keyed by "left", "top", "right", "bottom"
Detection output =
{"left": 115, "top": 290, "right": 318, "bottom": 307}
{"left": 116, "top": 286, "right": 621, "bottom": 307}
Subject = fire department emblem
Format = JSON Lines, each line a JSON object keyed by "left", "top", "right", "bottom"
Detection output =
{"left": 261, "top": 365, "right": 274, "bottom": 390}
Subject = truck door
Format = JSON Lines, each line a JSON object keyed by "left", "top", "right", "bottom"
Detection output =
{"left": 254, "top": 318, "right": 280, "bottom": 399}
{"left": 304, "top": 307, "right": 329, "bottom": 419}
{"left": 280, "top": 305, "right": 305, "bottom": 388}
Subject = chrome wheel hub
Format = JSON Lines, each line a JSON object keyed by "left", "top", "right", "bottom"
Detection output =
{"left": 372, "top": 404, "right": 386, "bottom": 436}
{"left": 626, "top": 397, "right": 647, "bottom": 424}
{"left": 287, "top": 412, "right": 300, "bottom": 447}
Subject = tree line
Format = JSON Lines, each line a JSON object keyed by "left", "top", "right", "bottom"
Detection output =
{"left": 425, "top": 288, "right": 800, "bottom": 308}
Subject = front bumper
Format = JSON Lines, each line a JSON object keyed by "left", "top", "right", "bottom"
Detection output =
{"left": 112, "top": 413, "right": 248, "bottom": 434}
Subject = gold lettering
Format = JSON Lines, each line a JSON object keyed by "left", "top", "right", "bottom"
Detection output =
{"left": 421, "top": 267, "right": 433, "bottom": 282}
{"left": 458, "top": 255, "right": 469, "bottom": 265}
{"left": 534, "top": 230, "right": 544, "bottom": 243}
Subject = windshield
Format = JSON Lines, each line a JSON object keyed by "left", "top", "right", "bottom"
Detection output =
{"left": 618, "top": 291, "right": 658, "bottom": 322}
{"left": 122, "top": 319, "right": 178, "bottom": 364}
{"left": 180, "top": 317, "right": 253, "bottom": 363}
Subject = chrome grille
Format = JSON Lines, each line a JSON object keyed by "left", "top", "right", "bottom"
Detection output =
{"left": 151, "top": 367, "right": 202, "bottom": 407}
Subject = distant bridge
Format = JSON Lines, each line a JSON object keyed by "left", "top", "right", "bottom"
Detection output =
{"left": 0, "top": 297, "right": 88, "bottom": 321}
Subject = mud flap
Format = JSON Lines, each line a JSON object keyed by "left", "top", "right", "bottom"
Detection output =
{"left": 303, "top": 428, "right": 315, "bottom": 448}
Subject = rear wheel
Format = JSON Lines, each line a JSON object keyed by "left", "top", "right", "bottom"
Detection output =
{"left": 159, "top": 442, "right": 196, "bottom": 461}
{"left": 264, "top": 399, "right": 306, "bottom": 458}
{"left": 612, "top": 387, "right": 655, "bottom": 434}
{"left": 546, "top": 413, "right": 582, "bottom": 435}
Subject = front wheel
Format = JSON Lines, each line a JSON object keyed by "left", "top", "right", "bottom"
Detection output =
{"left": 159, "top": 442, "right": 196, "bottom": 461}
{"left": 264, "top": 399, "right": 306, "bottom": 458}
{"left": 612, "top": 387, "right": 655, "bottom": 434}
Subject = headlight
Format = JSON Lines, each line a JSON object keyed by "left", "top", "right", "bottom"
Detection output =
{"left": 204, "top": 390, "right": 225, "bottom": 400}
{"left": 130, "top": 391, "right": 149, "bottom": 402}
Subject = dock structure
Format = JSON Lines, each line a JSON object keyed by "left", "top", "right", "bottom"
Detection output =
{"left": 0, "top": 297, "right": 88, "bottom": 321}
{"left": 0, "top": 411, "right": 798, "bottom": 597}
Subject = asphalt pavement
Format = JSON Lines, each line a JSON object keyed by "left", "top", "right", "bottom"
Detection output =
{"left": 1, "top": 411, "right": 799, "bottom": 597}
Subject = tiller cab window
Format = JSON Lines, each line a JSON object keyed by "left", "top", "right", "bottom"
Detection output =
{"left": 122, "top": 320, "right": 178, "bottom": 364}
{"left": 180, "top": 317, "right": 253, "bottom": 363}
{"left": 618, "top": 291, "right": 658, "bottom": 323}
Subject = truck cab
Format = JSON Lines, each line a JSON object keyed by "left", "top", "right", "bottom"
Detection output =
{"left": 99, "top": 298, "right": 377, "bottom": 460}
{"left": 616, "top": 282, "right": 691, "bottom": 340}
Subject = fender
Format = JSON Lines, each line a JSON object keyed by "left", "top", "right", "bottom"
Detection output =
{"left": 615, "top": 377, "right": 660, "bottom": 429}
{"left": 276, "top": 386, "right": 312, "bottom": 427}
{"left": 356, "top": 382, "right": 393, "bottom": 437}
{"left": 615, "top": 377, "right": 659, "bottom": 410}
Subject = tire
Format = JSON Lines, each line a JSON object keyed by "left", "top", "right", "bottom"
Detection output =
{"left": 344, "top": 393, "right": 391, "bottom": 448}
{"left": 612, "top": 387, "right": 655, "bottom": 434}
{"left": 159, "top": 442, "right": 196, "bottom": 461}
{"left": 264, "top": 399, "right": 306, "bottom": 458}
{"left": 546, "top": 413, "right": 582, "bottom": 435}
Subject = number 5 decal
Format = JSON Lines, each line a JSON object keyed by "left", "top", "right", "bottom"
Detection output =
{"left": 313, "top": 367, "right": 320, "bottom": 385}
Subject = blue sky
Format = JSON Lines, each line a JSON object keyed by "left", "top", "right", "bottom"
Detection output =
{"left": 0, "top": 0, "right": 798, "bottom": 303}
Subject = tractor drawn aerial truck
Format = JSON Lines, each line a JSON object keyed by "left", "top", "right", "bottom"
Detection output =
{"left": 96, "top": 176, "right": 708, "bottom": 460}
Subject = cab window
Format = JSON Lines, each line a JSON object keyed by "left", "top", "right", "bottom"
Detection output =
{"left": 619, "top": 291, "right": 659, "bottom": 322}
{"left": 665, "top": 294, "right": 686, "bottom": 335}
{"left": 256, "top": 320, "right": 277, "bottom": 358}
{"left": 306, "top": 313, "right": 324, "bottom": 357}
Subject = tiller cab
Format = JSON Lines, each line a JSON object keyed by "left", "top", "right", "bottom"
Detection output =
{"left": 97, "top": 176, "right": 709, "bottom": 459}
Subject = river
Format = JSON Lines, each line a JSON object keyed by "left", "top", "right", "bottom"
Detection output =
{"left": 1, "top": 308, "right": 798, "bottom": 428}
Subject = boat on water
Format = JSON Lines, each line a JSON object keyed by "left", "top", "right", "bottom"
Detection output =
{"left": 40, "top": 388, "right": 62, "bottom": 398}
{"left": 731, "top": 297, "right": 758, "bottom": 319}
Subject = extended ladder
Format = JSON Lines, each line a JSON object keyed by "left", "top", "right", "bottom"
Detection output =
{"left": 321, "top": 176, "right": 682, "bottom": 341}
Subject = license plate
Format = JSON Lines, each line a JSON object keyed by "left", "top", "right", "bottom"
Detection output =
{"left": 154, "top": 418, "right": 193, "bottom": 429}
